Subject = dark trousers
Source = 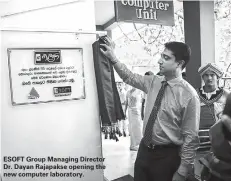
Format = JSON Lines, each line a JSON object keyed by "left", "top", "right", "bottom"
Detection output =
{"left": 134, "top": 140, "right": 181, "bottom": 181}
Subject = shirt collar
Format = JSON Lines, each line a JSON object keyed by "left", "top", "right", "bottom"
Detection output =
{"left": 200, "top": 87, "right": 219, "bottom": 95}
{"left": 162, "top": 75, "right": 183, "bottom": 88}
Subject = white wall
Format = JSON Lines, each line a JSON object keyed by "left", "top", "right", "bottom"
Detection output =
{"left": 1, "top": 0, "right": 103, "bottom": 181}
{"left": 1, "top": 0, "right": 81, "bottom": 17}
{"left": 200, "top": 1, "right": 215, "bottom": 65}
{"left": 0, "top": 2, "right": 3, "bottom": 174}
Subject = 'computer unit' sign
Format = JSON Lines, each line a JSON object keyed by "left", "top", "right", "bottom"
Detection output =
{"left": 114, "top": 0, "right": 174, "bottom": 26}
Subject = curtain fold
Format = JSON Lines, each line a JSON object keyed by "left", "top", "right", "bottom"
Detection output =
{"left": 92, "top": 38, "right": 125, "bottom": 141}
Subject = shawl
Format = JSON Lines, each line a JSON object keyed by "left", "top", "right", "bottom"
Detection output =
{"left": 92, "top": 37, "right": 125, "bottom": 141}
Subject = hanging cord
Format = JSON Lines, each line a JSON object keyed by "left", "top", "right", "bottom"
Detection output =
{"left": 117, "top": 22, "right": 164, "bottom": 45}
{"left": 133, "top": 23, "right": 163, "bottom": 45}
{"left": 167, "top": 26, "right": 174, "bottom": 42}
{"left": 117, "top": 23, "right": 141, "bottom": 42}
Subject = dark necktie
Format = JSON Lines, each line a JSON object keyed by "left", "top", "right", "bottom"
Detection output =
{"left": 143, "top": 81, "right": 168, "bottom": 146}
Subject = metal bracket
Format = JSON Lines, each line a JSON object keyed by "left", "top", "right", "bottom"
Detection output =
{"left": 0, "top": 28, "right": 107, "bottom": 37}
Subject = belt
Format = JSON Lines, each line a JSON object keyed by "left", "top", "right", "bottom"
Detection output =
{"left": 146, "top": 143, "right": 179, "bottom": 150}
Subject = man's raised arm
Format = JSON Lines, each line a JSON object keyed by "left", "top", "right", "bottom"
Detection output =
{"left": 100, "top": 36, "right": 153, "bottom": 93}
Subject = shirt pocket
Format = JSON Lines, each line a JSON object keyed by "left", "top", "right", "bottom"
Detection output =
{"left": 162, "top": 97, "right": 181, "bottom": 119}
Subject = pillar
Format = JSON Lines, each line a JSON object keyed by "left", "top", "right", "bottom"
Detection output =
{"left": 183, "top": 1, "right": 215, "bottom": 88}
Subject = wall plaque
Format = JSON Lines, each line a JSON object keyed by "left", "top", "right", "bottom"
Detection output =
{"left": 7, "top": 48, "right": 85, "bottom": 105}
{"left": 34, "top": 50, "right": 62, "bottom": 64}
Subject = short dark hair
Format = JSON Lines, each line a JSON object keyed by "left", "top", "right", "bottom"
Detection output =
{"left": 144, "top": 71, "right": 153, "bottom": 76}
{"left": 164, "top": 41, "right": 191, "bottom": 69}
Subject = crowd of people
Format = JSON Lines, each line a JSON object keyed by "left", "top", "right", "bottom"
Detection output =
{"left": 100, "top": 35, "right": 231, "bottom": 181}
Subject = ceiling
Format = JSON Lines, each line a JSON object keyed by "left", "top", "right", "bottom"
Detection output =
{"left": 94, "top": 0, "right": 115, "bottom": 26}
{"left": 1, "top": 0, "right": 183, "bottom": 29}
{"left": 0, "top": 0, "right": 114, "bottom": 26}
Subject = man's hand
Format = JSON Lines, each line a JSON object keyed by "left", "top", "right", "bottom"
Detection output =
{"left": 99, "top": 36, "right": 117, "bottom": 64}
{"left": 172, "top": 172, "right": 186, "bottom": 181}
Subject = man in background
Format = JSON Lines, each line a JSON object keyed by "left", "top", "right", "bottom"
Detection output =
{"left": 117, "top": 82, "right": 129, "bottom": 136}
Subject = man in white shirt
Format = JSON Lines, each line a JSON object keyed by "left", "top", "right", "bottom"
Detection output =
{"left": 100, "top": 36, "right": 200, "bottom": 181}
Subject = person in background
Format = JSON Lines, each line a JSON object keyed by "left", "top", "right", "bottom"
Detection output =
{"left": 100, "top": 36, "right": 200, "bottom": 181}
{"left": 199, "top": 93, "right": 231, "bottom": 181}
{"left": 124, "top": 87, "right": 143, "bottom": 151}
{"left": 117, "top": 82, "right": 129, "bottom": 137}
{"left": 194, "top": 63, "right": 229, "bottom": 179}
{"left": 197, "top": 63, "right": 229, "bottom": 122}
{"left": 141, "top": 71, "right": 154, "bottom": 120}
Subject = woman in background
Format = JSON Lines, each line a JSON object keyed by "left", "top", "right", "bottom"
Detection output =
{"left": 125, "top": 87, "right": 143, "bottom": 151}
{"left": 117, "top": 82, "right": 129, "bottom": 137}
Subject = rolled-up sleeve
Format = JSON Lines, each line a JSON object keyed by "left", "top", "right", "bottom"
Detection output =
{"left": 178, "top": 95, "right": 201, "bottom": 176}
{"left": 114, "top": 62, "right": 153, "bottom": 93}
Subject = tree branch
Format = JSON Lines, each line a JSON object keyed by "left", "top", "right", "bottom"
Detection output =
{"left": 175, "top": 12, "right": 184, "bottom": 20}
{"left": 133, "top": 23, "right": 147, "bottom": 44}
{"left": 118, "top": 24, "right": 139, "bottom": 42}
{"left": 147, "top": 26, "right": 163, "bottom": 45}
{"left": 216, "top": 9, "right": 231, "bottom": 20}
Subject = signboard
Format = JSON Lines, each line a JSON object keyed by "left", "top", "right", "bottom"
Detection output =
{"left": 8, "top": 48, "right": 85, "bottom": 105}
{"left": 34, "top": 50, "right": 62, "bottom": 65}
{"left": 114, "top": 0, "right": 174, "bottom": 26}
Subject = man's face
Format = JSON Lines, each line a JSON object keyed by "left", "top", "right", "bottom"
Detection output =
{"left": 202, "top": 70, "right": 218, "bottom": 87}
{"left": 158, "top": 48, "right": 179, "bottom": 75}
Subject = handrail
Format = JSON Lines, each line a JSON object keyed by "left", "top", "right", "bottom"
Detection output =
{"left": 199, "top": 136, "right": 210, "bottom": 138}
{"left": 199, "top": 129, "right": 210, "bottom": 132}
